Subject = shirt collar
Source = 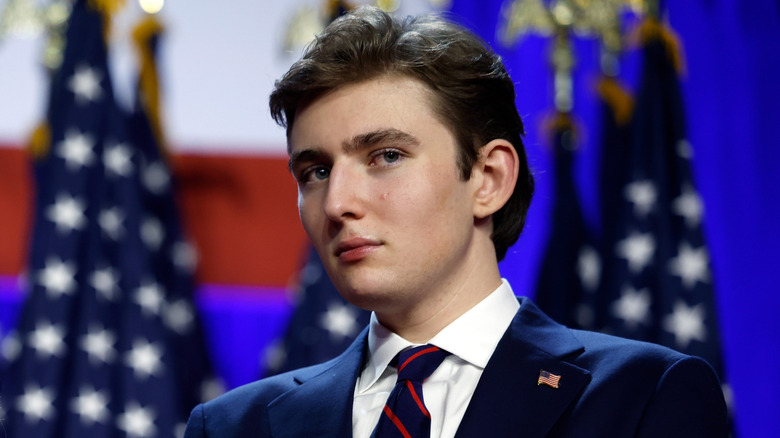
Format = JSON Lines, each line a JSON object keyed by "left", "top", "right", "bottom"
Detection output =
{"left": 357, "top": 313, "right": 409, "bottom": 393}
{"left": 358, "top": 279, "right": 519, "bottom": 392}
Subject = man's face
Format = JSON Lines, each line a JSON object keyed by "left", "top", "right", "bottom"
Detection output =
{"left": 289, "top": 76, "right": 482, "bottom": 319}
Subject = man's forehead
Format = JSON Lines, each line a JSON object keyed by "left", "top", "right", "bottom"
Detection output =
{"left": 285, "top": 75, "right": 441, "bottom": 155}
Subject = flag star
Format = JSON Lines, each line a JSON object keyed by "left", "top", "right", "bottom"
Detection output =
{"left": 611, "top": 286, "right": 651, "bottom": 329}
{"left": 672, "top": 185, "right": 704, "bottom": 228}
{"left": 37, "top": 257, "right": 77, "bottom": 298}
{"left": 200, "top": 377, "right": 225, "bottom": 403}
{"left": 70, "top": 386, "right": 110, "bottom": 425}
{"left": 104, "top": 142, "right": 134, "bottom": 177}
{"left": 263, "top": 341, "right": 287, "bottom": 372}
{"left": 574, "top": 304, "right": 595, "bottom": 329}
{"left": 577, "top": 245, "right": 600, "bottom": 292}
{"left": 57, "top": 129, "right": 95, "bottom": 170}
{"left": 16, "top": 384, "right": 56, "bottom": 423}
{"left": 721, "top": 383, "right": 734, "bottom": 412}
{"left": 677, "top": 139, "right": 693, "bottom": 160}
{"left": 320, "top": 302, "right": 359, "bottom": 340}
{"left": 117, "top": 402, "right": 157, "bottom": 438}
{"left": 28, "top": 321, "right": 67, "bottom": 358}
{"left": 663, "top": 300, "right": 707, "bottom": 348}
{"left": 176, "top": 423, "right": 188, "bottom": 438}
{"left": 172, "top": 241, "right": 198, "bottom": 273}
{"left": 46, "top": 193, "right": 87, "bottom": 234}
{"left": 68, "top": 64, "right": 103, "bottom": 104}
{"left": 300, "top": 259, "right": 324, "bottom": 287}
{"left": 124, "top": 338, "right": 164, "bottom": 379}
{"left": 141, "top": 216, "right": 165, "bottom": 251}
{"left": 624, "top": 180, "right": 657, "bottom": 217}
{"left": 668, "top": 242, "right": 710, "bottom": 289}
{"left": 2, "top": 331, "right": 22, "bottom": 362}
{"left": 99, "top": 207, "right": 125, "bottom": 240}
{"left": 616, "top": 231, "right": 656, "bottom": 273}
{"left": 142, "top": 161, "right": 170, "bottom": 195}
{"left": 80, "top": 325, "right": 117, "bottom": 364}
{"left": 135, "top": 281, "right": 165, "bottom": 316}
{"left": 163, "top": 299, "right": 194, "bottom": 334}
{"left": 90, "top": 266, "right": 120, "bottom": 301}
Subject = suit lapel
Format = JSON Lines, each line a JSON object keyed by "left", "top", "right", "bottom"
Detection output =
{"left": 455, "top": 298, "right": 591, "bottom": 438}
{"left": 266, "top": 328, "right": 368, "bottom": 438}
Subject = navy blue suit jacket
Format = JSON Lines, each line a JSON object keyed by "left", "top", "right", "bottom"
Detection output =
{"left": 184, "top": 298, "right": 728, "bottom": 437}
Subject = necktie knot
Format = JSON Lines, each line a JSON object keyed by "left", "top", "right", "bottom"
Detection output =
{"left": 396, "top": 345, "right": 450, "bottom": 383}
{"left": 372, "top": 344, "right": 450, "bottom": 438}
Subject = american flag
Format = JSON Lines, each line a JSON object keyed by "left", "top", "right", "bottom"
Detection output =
{"left": 534, "top": 112, "right": 602, "bottom": 330}
{"left": 595, "top": 21, "right": 727, "bottom": 384}
{"left": 537, "top": 370, "right": 561, "bottom": 389}
{"left": 0, "top": 2, "right": 217, "bottom": 437}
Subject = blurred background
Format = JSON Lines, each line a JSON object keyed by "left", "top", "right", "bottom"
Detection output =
{"left": 0, "top": 0, "right": 778, "bottom": 437}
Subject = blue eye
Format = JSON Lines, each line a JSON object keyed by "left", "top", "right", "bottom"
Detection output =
{"left": 297, "top": 166, "right": 330, "bottom": 185}
{"left": 370, "top": 148, "right": 403, "bottom": 166}
{"left": 383, "top": 150, "right": 400, "bottom": 163}
{"left": 312, "top": 167, "right": 330, "bottom": 181}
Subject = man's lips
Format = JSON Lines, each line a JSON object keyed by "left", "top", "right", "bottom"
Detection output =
{"left": 335, "top": 238, "right": 382, "bottom": 262}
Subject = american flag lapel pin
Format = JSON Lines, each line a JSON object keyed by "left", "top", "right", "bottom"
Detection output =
{"left": 538, "top": 370, "right": 561, "bottom": 389}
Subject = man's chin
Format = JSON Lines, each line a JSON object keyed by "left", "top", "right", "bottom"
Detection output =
{"left": 335, "top": 283, "right": 396, "bottom": 312}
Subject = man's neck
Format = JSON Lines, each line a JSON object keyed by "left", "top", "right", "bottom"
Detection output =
{"left": 375, "top": 268, "right": 503, "bottom": 344}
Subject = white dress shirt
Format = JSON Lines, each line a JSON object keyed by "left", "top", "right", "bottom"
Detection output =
{"left": 352, "top": 279, "right": 520, "bottom": 438}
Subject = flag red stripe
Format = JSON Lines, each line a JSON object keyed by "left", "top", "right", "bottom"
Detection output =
{"left": 0, "top": 146, "right": 32, "bottom": 276}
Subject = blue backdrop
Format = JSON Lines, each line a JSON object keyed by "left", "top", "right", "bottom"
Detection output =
{"left": 446, "top": 1, "right": 780, "bottom": 436}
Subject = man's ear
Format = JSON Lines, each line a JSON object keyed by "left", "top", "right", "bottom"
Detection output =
{"left": 471, "top": 139, "right": 519, "bottom": 219}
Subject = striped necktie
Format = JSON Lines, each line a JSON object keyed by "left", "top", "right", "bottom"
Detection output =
{"left": 371, "top": 344, "right": 451, "bottom": 438}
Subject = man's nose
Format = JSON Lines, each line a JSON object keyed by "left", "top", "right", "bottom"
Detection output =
{"left": 323, "top": 164, "right": 365, "bottom": 222}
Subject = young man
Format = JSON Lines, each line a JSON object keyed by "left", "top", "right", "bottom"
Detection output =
{"left": 185, "top": 6, "right": 727, "bottom": 437}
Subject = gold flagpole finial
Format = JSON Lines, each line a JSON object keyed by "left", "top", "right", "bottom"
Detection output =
{"left": 87, "top": 0, "right": 126, "bottom": 16}
{"left": 498, "top": 0, "right": 555, "bottom": 47}
{"left": 499, "top": 0, "right": 649, "bottom": 116}
{"left": 132, "top": 13, "right": 168, "bottom": 154}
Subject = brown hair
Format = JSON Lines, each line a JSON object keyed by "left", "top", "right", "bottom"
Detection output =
{"left": 270, "top": 6, "right": 534, "bottom": 261}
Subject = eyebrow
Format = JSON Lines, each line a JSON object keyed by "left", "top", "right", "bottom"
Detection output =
{"left": 289, "top": 128, "right": 420, "bottom": 172}
{"left": 342, "top": 128, "right": 420, "bottom": 154}
{"left": 288, "top": 149, "right": 324, "bottom": 173}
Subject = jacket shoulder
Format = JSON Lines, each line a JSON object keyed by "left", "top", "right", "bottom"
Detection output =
{"left": 571, "top": 329, "right": 690, "bottom": 367}
{"left": 215, "top": 359, "right": 337, "bottom": 406}
{"left": 568, "top": 328, "right": 720, "bottom": 388}
{"left": 556, "top": 329, "right": 727, "bottom": 437}
{"left": 184, "top": 360, "right": 341, "bottom": 438}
